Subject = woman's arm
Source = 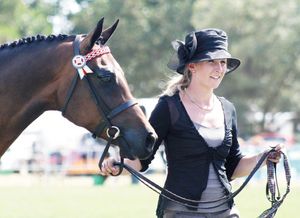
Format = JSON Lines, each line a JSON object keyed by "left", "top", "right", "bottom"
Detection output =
{"left": 231, "top": 143, "right": 284, "bottom": 179}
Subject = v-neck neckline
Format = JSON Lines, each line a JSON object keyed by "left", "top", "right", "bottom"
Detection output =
{"left": 175, "top": 92, "right": 227, "bottom": 148}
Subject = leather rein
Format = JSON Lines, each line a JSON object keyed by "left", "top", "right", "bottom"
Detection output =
{"left": 115, "top": 148, "right": 290, "bottom": 217}
{"left": 62, "top": 35, "right": 137, "bottom": 175}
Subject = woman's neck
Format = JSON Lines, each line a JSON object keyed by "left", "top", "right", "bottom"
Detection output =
{"left": 185, "top": 84, "right": 214, "bottom": 104}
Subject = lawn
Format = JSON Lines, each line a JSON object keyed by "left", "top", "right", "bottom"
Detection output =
{"left": 0, "top": 174, "right": 298, "bottom": 218}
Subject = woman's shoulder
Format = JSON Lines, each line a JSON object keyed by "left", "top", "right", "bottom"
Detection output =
{"left": 158, "top": 92, "right": 179, "bottom": 104}
{"left": 153, "top": 95, "right": 173, "bottom": 112}
{"left": 156, "top": 92, "right": 181, "bottom": 115}
{"left": 159, "top": 91, "right": 179, "bottom": 99}
{"left": 217, "top": 96, "right": 236, "bottom": 111}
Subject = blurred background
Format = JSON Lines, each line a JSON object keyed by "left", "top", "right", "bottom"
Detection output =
{"left": 0, "top": 1, "right": 299, "bottom": 217}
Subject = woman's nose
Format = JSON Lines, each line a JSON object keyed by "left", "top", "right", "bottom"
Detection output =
{"left": 214, "top": 61, "right": 224, "bottom": 72}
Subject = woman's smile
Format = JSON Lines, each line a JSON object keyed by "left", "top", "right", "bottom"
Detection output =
{"left": 210, "top": 75, "right": 221, "bottom": 80}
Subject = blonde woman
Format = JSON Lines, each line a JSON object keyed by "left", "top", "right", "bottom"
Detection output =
{"left": 100, "top": 29, "right": 283, "bottom": 218}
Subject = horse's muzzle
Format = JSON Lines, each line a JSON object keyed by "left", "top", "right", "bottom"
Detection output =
{"left": 118, "top": 130, "right": 157, "bottom": 160}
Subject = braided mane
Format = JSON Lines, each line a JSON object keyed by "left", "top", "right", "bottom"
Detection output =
{"left": 0, "top": 34, "right": 70, "bottom": 50}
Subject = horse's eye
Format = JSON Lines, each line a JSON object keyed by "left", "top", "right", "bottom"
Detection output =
{"left": 97, "top": 74, "right": 112, "bottom": 82}
{"left": 96, "top": 69, "right": 113, "bottom": 82}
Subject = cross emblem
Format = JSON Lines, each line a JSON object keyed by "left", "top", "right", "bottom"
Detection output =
{"left": 72, "top": 55, "right": 86, "bottom": 69}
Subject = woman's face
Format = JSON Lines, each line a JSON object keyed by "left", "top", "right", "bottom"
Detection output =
{"left": 188, "top": 59, "right": 227, "bottom": 90}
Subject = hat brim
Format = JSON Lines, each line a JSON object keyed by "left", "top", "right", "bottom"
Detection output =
{"left": 167, "top": 49, "right": 240, "bottom": 74}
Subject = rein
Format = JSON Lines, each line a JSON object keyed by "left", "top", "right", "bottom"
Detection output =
{"left": 115, "top": 148, "right": 290, "bottom": 217}
{"left": 260, "top": 150, "right": 291, "bottom": 218}
{"left": 62, "top": 35, "right": 138, "bottom": 175}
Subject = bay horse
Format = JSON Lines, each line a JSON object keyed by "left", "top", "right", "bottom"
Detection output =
{"left": 0, "top": 18, "right": 156, "bottom": 162}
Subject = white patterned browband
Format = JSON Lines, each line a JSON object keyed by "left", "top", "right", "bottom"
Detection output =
{"left": 85, "top": 46, "right": 111, "bottom": 62}
{"left": 72, "top": 46, "right": 111, "bottom": 79}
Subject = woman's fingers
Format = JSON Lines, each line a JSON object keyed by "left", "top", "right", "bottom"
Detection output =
{"left": 268, "top": 143, "right": 285, "bottom": 163}
{"left": 99, "top": 158, "right": 120, "bottom": 176}
{"left": 274, "top": 143, "right": 285, "bottom": 152}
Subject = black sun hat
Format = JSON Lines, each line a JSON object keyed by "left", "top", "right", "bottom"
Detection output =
{"left": 167, "top": 28, "right": 241, "bottom": 74}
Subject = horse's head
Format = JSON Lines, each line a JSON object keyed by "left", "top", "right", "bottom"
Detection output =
{"left": 61, "top": 18, "right": 157, "bottom": 160}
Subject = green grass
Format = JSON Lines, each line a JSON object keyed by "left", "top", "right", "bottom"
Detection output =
{"left": 0, "top": 175, "right": 298, "bottom": 218}
{"left": 0, "top": 185, "right": 157, "bottom": 218}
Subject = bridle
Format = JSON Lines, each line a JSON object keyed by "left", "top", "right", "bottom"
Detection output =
{"left": 62, "top": 35, "right": 138, "bottom": 174}
{"left": 115, "top": 147, "right": 290, "bottom": 217}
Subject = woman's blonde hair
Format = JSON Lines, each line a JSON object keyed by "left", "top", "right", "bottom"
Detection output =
{"left": 161, "top": 68, "right": 192, "bottom": 96}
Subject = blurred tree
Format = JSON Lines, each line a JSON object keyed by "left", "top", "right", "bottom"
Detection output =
{"left": 0, "top": 0, "right": 56, "bottom": 43}
{"left": 69, "top": 0, "right": 196, "bottom": 97}
{"left": 192, "top": 0, "right": 300, "bottom": 135}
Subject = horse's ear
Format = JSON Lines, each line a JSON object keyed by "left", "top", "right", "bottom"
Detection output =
{"left": 80, "top": 17, "right": 104, "bottom": 54}
{"left": 99, "top": 19, "right": 119, "bottom": 45}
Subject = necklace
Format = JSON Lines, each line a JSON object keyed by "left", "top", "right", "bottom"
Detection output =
{"left": 184, "top": 88, "right": 215, "bottom": 112}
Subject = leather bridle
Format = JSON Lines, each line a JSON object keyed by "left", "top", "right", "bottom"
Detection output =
{"left": 115, "top": 147, "right": 290, "bottom": 217}
{"left": 62, "top": 35, "right": 138, "bottom": 174}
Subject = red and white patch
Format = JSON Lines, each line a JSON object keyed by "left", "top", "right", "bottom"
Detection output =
{"left": 72, "top": 55, "right": 86, "bottom": 69}
{"left": 71, "top": 46, "right": 111, "bottom": 79}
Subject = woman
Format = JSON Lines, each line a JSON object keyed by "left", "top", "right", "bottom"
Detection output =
{"left": 99, "top": 28, "right": 283, "bottom": 218}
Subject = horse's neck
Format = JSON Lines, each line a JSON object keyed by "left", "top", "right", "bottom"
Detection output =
{"left": 0, "top": 41, "right": 72, "bottom": 155}
{"left": 0, "top": 44, "right": 61, "bottom": 107}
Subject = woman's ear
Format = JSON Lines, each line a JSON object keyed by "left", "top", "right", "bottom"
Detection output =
{"left": 187, "top": 63, "right": 196, "bottom": 73}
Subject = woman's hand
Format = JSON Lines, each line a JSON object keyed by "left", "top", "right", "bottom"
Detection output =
{"left": 99, "top": 157, "right": 121, "bottom": 176}
{"left": 267, "top": 143, "right": 285, "bottom": 163}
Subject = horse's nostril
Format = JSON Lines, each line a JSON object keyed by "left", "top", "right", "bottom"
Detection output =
{"left": 145, "top": 132, "right": 156, "bottom": 152}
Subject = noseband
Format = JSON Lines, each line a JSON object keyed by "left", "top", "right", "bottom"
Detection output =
{"left": 62, "top": 35, "right": 137, "bottom": 174}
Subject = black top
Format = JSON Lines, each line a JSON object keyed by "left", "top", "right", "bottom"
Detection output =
{"left": 140, "top": 92, "right": 244, "bottom": 216}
